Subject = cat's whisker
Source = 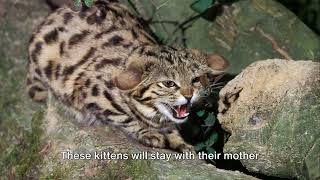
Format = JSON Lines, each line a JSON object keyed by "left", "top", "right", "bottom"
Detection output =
{"left": 208, "top": 82, "right": 226, "bottom": 87}
{"left": 209, "top": 85, "right": 224, "bottom": 90}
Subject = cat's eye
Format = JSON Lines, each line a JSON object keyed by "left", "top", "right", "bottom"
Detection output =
{"left": 192, "top": 76, "right": 202, "bottom": 87}
{"left": 192, "top": 77, "right": 200, "bottom": 83}
{"left": 162, "top": 80, "right": 176, "bottom": 88}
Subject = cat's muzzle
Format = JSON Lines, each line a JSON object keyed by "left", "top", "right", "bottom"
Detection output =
{"left": 163, "top": 103, "right": 190, "bottom": 120}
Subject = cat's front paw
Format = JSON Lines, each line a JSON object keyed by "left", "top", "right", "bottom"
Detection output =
{"left": 139, "top": 132, "right": 166, "bottom": 149}
{"left": 176, "top": 143, "right": 195, "bottom": 153}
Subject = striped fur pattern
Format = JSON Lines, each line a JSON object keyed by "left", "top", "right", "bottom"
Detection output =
{"left": 27, "top": 1, "right": 229, "bottom": 152}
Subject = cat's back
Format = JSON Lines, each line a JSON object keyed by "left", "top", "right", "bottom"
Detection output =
{"left": 27, "top": 1, "right": 155, "bottom": 101}
{"left": 28, "top": 1, "right": 153, "bottom": 67}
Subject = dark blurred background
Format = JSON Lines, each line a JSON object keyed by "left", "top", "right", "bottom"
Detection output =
{"left": 276, "top": 0, "right": 320, "bottom": 35}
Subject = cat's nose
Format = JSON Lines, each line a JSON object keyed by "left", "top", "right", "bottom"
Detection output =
{"left": 184, "top": 96, "right": 192, "bottom": 103}
{"left": 180, "top": 87, "right": 193, "bottom": 103}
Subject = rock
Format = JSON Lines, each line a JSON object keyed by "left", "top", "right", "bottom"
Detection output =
{"left": 218, "top": 59, "right": 320, "bottom": 179}
{"left": 120, "top": 0, "right": 320, "bottom": 74}
{"left": 37, "top": 94, "right": 258, "bottom": 179}
{"left": 0, "top": 0, "right": 50, "bottom": 178}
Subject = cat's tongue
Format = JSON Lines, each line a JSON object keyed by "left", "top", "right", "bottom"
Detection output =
{"left": 176, "top": 105, "right": 188, "bottom": 118}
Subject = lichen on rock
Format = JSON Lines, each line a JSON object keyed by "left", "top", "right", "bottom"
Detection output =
{"left": 218, "top": 59, "right": 320, "bottom": 179}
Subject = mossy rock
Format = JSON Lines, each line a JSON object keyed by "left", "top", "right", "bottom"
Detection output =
{"left": 218, "top": 59, "right": 320, "bottom": 179}
{"left": 0, "top": 0, "right": 49, "bottom": 178}
{"left": 35, "top": 94, "right": 258, "bottom": 179}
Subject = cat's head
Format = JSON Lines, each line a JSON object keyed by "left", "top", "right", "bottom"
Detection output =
{"left": 113, "top": 46, "right": 229, "bottom": 123}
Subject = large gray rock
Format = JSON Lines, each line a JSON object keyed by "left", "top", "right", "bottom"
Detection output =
{"left": 0, "top": 0, "right": 49, "bottom": 178}
{"left": 218, "top": 59, "right": 320, "bottom": 179}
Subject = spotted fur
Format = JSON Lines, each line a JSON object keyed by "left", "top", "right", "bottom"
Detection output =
{"left": 27, "top": 0, "right": 229, "bottom": 152}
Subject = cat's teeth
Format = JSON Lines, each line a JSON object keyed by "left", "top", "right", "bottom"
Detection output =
{"left": 180, "top": 112, "right": 189, "bottom": 118}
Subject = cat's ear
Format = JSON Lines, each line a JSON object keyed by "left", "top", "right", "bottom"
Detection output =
{"left": 113, "top": 62, "right": 143, "bottom": 90}
{"left": 206, "top": 54, "right": 230, "bottom": 71}
{"left": 190, "top": 49, "right": 229, "bottom": 71}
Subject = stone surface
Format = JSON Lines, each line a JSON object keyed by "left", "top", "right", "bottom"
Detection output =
{"left": 218, "top": 59, "right": 320, "bottom": 179}
{"left": 36, "top": 94, "right": 258, "bottom": 180}
{"left": 0, "top": 0, "right": 49, "bottom": 178}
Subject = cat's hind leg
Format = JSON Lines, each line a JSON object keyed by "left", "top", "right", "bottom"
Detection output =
{"left": 26, "top": 66, "right": 48, "bottom": 102}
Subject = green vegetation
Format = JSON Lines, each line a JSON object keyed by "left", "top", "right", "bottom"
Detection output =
{"left": 0, "top": 0, "right": 47, "bottom": 177}
{"left": 92, "top": 159, "right": 157, "bottom": 180}
{"left": 74, "top": 0, "right": 94, "bottom": 8}
{"left": 0, "top": 111, "right": 44, "bottom": 178}
{"left": 185, "top": 89, "right": 226, "bottom": 160}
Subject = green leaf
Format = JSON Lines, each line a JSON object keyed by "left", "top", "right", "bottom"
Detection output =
{"left": 84, "top": 0, "right": 93, "bottom": 7}
{"left": 74, "top": 0, "right": 82, "bottom": 7}
{"left": 194, "top": 142, "right": 206, "bottom": 151}
{"left": 204, "top": 112, "right": 216, "bottom": 126}
{"left": 196, "top": 110, "right": 205, "bottom": 117}
{"left": 205, "top": 132, "right": 218, "bottom": 147}
{"left": 207, "top": 147, "right": 216, "bottom": 154}
{"left": 190, "top": 0, "right": 215, "bottom": 13}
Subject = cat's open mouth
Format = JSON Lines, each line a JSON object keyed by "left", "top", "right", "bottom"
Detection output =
{"left": 163, "top": 103, "right": 190, "bottom": 119}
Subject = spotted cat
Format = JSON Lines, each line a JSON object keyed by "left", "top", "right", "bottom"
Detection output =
{"left": 27, "top": 0, "right": 229, "bottom": 152}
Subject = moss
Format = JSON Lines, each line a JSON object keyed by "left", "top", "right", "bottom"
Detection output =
{"left": 225, "top": 85, "right": 320, "bottom": 178}
{"left": 88, "top": 158, "right": 157, "bottom": 179}
{"left": 40, "top": 161, "right": 78, "bottom": 180}
{"left": 0, "top": 0, "right": 49, "bottom": 178}
{"left": 0, "top": 110, "right": 44, "bottom": 178}
{"left": 41, "top": 167, "right": 68, "bottom": 180}
{"left": 123, "top": 158, "right": 157, "bottom": 179}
